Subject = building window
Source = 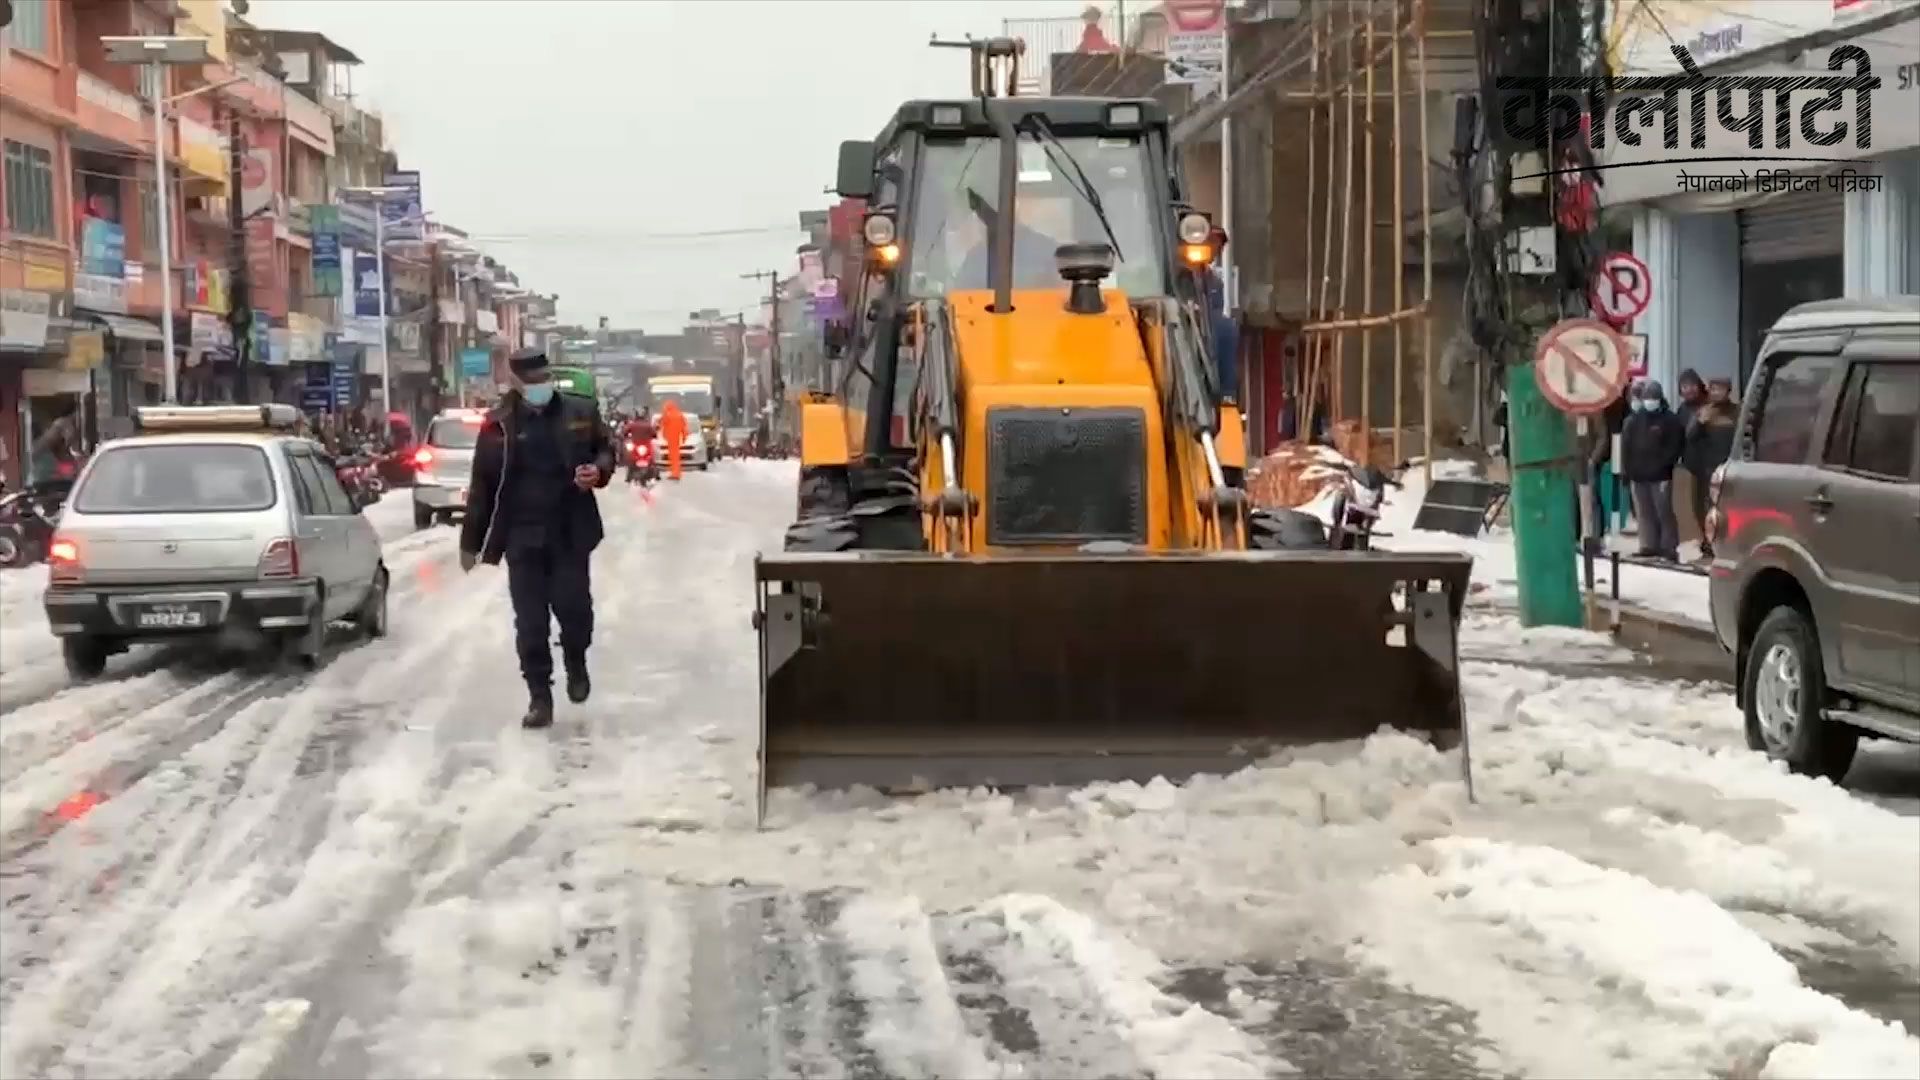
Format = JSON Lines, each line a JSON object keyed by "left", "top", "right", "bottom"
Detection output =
{"left": 6, "top": 1, "right": 51, "bottom": 54}
{"left": 3, "top": 140, "right": 57, "bottom": 238}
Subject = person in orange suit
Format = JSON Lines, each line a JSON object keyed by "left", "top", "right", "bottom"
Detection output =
{"left": 659, "top": 399, "right": 688, "bottom": 480}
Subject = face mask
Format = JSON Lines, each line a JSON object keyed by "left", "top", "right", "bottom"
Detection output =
{"left": 522, "top": 383, "right": 555, "bottom": 408}
{"left": 1635, "top": 398, "right": 1656, "bottom": 412}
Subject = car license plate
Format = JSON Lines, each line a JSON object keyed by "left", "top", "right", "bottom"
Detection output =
{"left": 136, "top": 604, "right": 205, "bottom": 629}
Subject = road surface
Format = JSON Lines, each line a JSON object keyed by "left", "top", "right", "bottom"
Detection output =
{"left": 0, "top": 463, "right": 1914, "bottom": 1079}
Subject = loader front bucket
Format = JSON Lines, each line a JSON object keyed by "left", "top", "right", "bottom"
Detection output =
{"left": 754, "top": 550, "right": 1474, "bottom": 820}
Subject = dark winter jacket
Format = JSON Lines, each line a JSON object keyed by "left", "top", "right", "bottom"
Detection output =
{"left": 460, "top": 391, "right": 616, "bottom": 565}
{"left": 1620, "top": 405, "right": 1686, "bottom": 483}
{"left": 1683, "top": 401, "right": 1738, "bottom": 478}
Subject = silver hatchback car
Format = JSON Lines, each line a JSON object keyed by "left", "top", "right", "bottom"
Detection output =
{"left": 43, "top": 405, "right": 388, "bottom": 680}
{"left": 412, "top": 408, "right": 485, "bottom": 528}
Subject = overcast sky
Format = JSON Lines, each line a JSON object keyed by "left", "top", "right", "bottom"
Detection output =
{"left": 255, "top": 0, "right": 1098, "bottom": 331}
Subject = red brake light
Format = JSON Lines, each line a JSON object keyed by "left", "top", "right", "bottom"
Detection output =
{"left": 48, "top": 536, "right": 82, "bottom": 583}
{"left": 258, "top": 537, "right": 299, "bottom": 579}
{"left": 413, "top": 447, "right": 434, "bottom": 468}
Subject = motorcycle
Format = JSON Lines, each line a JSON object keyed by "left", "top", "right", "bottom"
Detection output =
{"left": 625, "top": 439, "right": 659, "bottom": 485}
{"left": 334, "top": 454, "right": 386, "bottom": 504}
{"left": 1327, "top": 462, "right": 1405, "bottom": 552}
{"left": 0, "top": 480, "right": 72, "bottom": 569}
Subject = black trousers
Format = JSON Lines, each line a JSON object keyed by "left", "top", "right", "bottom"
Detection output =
{"left": 506, "top": 542, "right": 593, "bottom": 693}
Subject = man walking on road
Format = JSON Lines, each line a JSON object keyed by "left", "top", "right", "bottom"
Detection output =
{"left": 659, "top": 399, "right": 689, "bottom": 481}
{"left": 459, "top": 347, "right": 616, "bottom": 728}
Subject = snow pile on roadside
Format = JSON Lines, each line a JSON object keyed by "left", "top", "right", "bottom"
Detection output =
{"left": 1361, "top": 837, "right": 1918, "bottom": 1080}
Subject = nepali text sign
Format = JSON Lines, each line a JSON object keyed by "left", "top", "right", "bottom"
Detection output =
{"left": 1494, "top": 32, "right": 1920, "bottom": 207}
{"left": 0, "top": 289, "right": 52, "bottom": 349}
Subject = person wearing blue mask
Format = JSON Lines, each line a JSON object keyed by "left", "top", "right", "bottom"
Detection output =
{"left": 460, "top": 347, "right": 617, "bottom": 728}
{"left": 1620, "top": 378, "right": 1686, "bottom": 561}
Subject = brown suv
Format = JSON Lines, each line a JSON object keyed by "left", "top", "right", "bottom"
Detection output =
{"left": 1708, "top": 297, "right": 1920, "bottom": 782}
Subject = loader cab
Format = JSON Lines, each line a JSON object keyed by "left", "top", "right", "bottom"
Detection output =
{"left": 832, "top": 98, "right": 1203, "bottom": 462}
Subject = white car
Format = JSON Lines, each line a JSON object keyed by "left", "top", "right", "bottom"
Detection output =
{"left": 412, "top": 409, "right": 486, "bottom": 528}
{"left": 653, "top": 423, "right": 711, "bottom": 472}
{"left": 42, "top": 405, "right": 387, "bottom": 679}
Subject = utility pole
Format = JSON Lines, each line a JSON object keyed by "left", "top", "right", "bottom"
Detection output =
{"left": 226, "top": 109, "right": 252, "bottom": 404}
{"left": 741, "top": 268, "right": 781, "bottom": 441}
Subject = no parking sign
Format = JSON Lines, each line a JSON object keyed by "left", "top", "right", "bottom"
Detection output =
{"left": 1589, "top": 252, "right": 1651, "bottom": 325}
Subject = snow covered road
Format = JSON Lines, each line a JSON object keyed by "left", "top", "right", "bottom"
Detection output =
{"left": 0, "top": 461, "right": 1914, "bottom": 1080}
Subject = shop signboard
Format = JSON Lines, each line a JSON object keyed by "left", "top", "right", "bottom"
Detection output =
{"left": 303, "top": 363, "right": 333, "bottom": 411}
{"left": 252, "top": 310, "right": 272, "bottom": 365}
{"left": 73, "top": 274, "right": 128, "bottom": 315}
{"left": 80, "top": 219, "right": 125, "bottom": 277}
{"left": 310, "top": 205, "right": 343, "bottom": 296}
{"left": 1608, "top": 0, "right": 1836, "bottom": 75}
{"left": 353, "top": 252, "right": 383, "bottom": 317}
{"left": 461, "top": 346, "right": 492, "bottom": 380}
{"left": 0, "top": 289, "right": 52, "bottom": 349}
{"left": 240, "top": 146, "right": 276, "bottom": 220}
{"left": 190, "top": 311, "right": 224, "bottom": 351}
{"left": 63, "top": 331, "right": 105, "bottom": 372}
{"left": 287, "top": 312, "right": 326, "bottom": 363}
{"left": 268, "top": 327, "right": 291, "bottom": 367}
{"left": 380, "top": 170, "right": 423, "bottom": 240}
{"left": 331, "top": 341, "right": 359, "bottom": 409}
{"left": 1164, "top": 0, "right": 1226, "bottom": 92}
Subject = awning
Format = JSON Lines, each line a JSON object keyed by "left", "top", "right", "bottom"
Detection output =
{"left": 84, "top": 311, "right": 165, "bottom": 343}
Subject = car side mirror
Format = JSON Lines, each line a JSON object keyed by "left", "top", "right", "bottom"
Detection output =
{"left": 836, "top": 140, "right": 876, "bottom": 199}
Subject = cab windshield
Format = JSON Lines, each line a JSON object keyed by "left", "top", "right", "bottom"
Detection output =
{"left": 907, "top": 131, "right": 1166, "bottom": 299}
{"left": 653, "top": 388, "right": 714, "bottom": 417}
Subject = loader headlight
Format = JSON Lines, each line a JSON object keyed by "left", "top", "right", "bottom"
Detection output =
{"left": 1106, "top": 103, "right": 1143, "bottom": 128}
{"left": 863, "top": 212, "right": 897, "bottom": 247}
{"left": 1055, "top": 242, "right": 1116, "bottom": 282}
{"left": 1177, "top": 211, "right": 1212, "bottom": 245}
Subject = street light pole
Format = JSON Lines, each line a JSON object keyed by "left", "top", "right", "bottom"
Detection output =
{"left": 374, "top": 206, "right": 390, "bottom": 429}
{"left": 148, "top": 60, "right": 179, "bottom": 402}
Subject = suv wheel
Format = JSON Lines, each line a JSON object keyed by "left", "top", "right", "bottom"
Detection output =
{"left": 1744, "top": 605, "right": 1858, "bottom": 782}
{"left": 355, "top": 568, "right": 390, "bottom": 639}
{"left": 279, "top": 589, "right": 328, "bottom": 671}
{"left": 413, "top": 502, "right": 434, "bottom": 530}
{"left": 62, "top": 637, "right": 110, "bottom": 681}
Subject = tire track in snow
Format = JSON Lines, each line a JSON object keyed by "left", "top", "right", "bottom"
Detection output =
{"left": 0, "top": 541, "right": 505, "bottom": 1078}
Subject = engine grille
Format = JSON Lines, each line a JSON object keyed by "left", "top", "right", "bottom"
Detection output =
{"left": 986, "top": 406, "right": 1147, "bottom": 545}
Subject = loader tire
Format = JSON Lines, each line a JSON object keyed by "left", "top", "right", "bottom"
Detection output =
{"left": 784, "top": 515, "right": 860, "bottom": 552}
{"left": 851, "top": 497, "right": 926, "bottom": 551}
{"left": 796, "top": 466, "right": 852, "bottom": 521}
{"left": 1248, "top": 508, "right": 1328, "bottom": 551}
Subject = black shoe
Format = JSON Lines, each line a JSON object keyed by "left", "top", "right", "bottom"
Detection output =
{"left": 521, "top": 696, "right": 554, "bottom": 729}
{"left": 566, "top": 668, "right": 590, "bottom": 704}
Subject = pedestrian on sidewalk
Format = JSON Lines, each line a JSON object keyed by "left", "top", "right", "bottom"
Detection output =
{"left": 1621, "top": 379, "right": 1685, "bottom": 561}
{"left": 1684, "top": 376, "right": 1739, "bottom": 557}
{"left": 459, "top": 347, "right": 616, "bottom": 729}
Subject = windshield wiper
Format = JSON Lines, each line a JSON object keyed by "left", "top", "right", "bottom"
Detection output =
{"left": 1022, "top": 116, "right": 1124, "bottom": 262}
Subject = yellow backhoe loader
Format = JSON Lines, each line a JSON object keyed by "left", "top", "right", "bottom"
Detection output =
{"left": 753, "top": 40, "right": 1472, "bottom": 822}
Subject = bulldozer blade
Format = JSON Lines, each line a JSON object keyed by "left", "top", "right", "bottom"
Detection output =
{"left": 755, "top": 550, "right": 1474, "bottom": 821}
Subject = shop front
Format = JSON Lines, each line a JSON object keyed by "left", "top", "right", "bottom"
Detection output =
{"left": 1604, "top": 7, "right": 1920, "bottom": 392}
{"left": 1, "top": 288, "right": 60, "bottom": 487}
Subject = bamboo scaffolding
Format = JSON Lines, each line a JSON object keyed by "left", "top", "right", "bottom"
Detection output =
{"left": 1333, "top": 0, "right": 1358, "bottom": 432}
{"left": 1307, "top": 0, "right": 1338, "bottom": 441}
{"left": 1361, "top": 7, "right": 1378, "bottom": 465}
{"left": 1417, "top": 0, "right": 1435, "bottom": 485}
{"left": 1391, "top": 4, "right": 1406, "bottom": 464}
{"left": 1303, "top": 301, "right": 1428, "bottom": 334}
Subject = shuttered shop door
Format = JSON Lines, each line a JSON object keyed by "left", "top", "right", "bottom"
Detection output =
{"left": 1739, "top": 194, "right": 1843, "bottom": 264}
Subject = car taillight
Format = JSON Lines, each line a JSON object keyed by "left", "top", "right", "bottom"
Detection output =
{"left": 413, "top": 447, "right": 434, "bottom": 468}
{"left": 258, "top": 537, "right": 299, "bottom": 579}
{"left": 48, "top": 536, "right": 82, "bottom": 583}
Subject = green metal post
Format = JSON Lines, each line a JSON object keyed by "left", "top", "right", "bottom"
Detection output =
{"left": 1505, "top": 362, "right": 1584, "bottom": 628}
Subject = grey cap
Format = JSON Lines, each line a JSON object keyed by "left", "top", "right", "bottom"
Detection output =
{"left": 508, "top": 347, "right": 549, "bottom": 377}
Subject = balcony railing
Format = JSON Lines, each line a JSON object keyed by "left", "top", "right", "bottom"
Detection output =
{"left": 77, "top": 71, "right": 146, "bottom": 121}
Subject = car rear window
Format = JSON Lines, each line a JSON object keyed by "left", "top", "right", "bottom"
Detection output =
{"left": 74, "top": 444, "right": 277, "bottom": 514}
{"left": 428, "top": 418, "right": 481, "bottom": 448}
{"left": 1750, "top": 353, "right": 1836, "bottom": 465}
